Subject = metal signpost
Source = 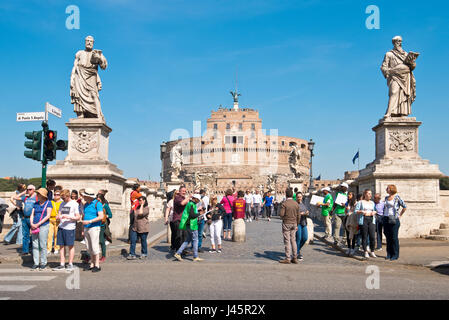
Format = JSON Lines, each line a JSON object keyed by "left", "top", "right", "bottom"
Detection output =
{"left": 17, "top": 102, "right": 67, "bottom": 188}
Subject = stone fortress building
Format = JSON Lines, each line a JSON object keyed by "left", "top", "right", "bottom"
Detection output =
{"left": 161, "top": 91, "right": 312, "bottom": 194}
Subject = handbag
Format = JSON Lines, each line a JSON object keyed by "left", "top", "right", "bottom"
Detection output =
{"left": 388, "top": 215, "right": 397, "bottom": 225}
{"left": 31, "top": 201, "right": 49, "bottom": 235}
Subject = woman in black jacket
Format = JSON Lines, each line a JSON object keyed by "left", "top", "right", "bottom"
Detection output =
{"left": 206, "top": 196, "right": 226, "bottom": 253}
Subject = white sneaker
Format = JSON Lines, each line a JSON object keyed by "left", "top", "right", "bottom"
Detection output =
{"left": 367, "top": 247, "right": 372, "bottom": 253}
{"left": 80, "top": 240, "right": 86, "bottom": 244}
{"left": 370, "top": 252, "right": 377, "bottom": 258}
{"left": 364, "top": 251, "right": 370, "bottom": 258}
{"left": 105, "top": 241, "right": 110, "bottom": 246}
{"left": 249, "top": 218, "right": 252, "bottom": 222}
{"left": 54, "top": 250, "right": 59, "bottom": 254}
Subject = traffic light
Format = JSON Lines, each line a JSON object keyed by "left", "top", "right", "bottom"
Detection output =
{"left": 43, "top": 129, "right": 57, "bottom": 162}
{"left": 56, "top": 139, "right": 68, "bottom": 151}
{"left": 24, "top": 131, "right": 42, "bottom": 161}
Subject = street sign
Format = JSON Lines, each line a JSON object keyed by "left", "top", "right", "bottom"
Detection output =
{"left": 46, "top": 102, "right": 62, "bottom": 118}
{"left": 16, "top": 112, "right": 46, "bottom": 122}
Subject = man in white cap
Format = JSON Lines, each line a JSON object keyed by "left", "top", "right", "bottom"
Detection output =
{"left": 12, "top": 184, "right": 38, "bottom": 256}
{"left": 332, "top": 182, "right": 349, "bottom": 245}
{"left": 174, "top": 194, "right": 203, "bottom": 262}
{"left": 81, "top": 188, "right": 104, "bottom": 272}
{"left": 315, "top": 187, "right": 333, "bottom": 240}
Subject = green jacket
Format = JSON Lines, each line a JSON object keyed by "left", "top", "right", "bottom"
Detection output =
{"left": 179, "top": 201, "right": 199, "bottom": 231}
{"left": 334, "top": 192, "right": 347, "bottom": 216}
{"left": 321, "top": 193, "right": 334, "bottom": 217}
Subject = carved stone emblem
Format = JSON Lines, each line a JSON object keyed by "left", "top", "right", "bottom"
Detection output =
{"left": 389, "top": 130, "right": 414, "bottom": 152}
{"left": 75, "top": 130, "right": 97, "bottom": 153}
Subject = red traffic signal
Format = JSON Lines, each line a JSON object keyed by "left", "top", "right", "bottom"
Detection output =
{"left": 46, "top": 130, "right": 56, "bottom": 141}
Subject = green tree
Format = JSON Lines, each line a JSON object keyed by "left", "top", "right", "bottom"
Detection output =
{"left": 440, "top": 177, "right": 449, "bottom": 190}
{"left": 0, "top": 177, "right": 41, "bottom": 192}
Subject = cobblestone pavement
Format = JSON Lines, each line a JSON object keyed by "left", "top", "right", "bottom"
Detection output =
{"left": 108, "top": 217, "right": 362, "bottom": 267}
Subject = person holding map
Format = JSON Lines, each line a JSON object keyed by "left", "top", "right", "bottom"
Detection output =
{"left": 332, "top": 183, "right": 349, "bottom": 245}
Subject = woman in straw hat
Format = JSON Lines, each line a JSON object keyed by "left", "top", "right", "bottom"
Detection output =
{"left": 29, "top": 188, "right": 53, "bottom": 270}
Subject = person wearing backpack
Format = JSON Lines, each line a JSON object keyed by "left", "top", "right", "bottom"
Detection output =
{"left": 220, "top": 189, "right": 235, "bottom": 241}
{"left": 174, "top": 194, "right": 203, "bottom": 262}
{"left": 12, "top": 184, "right": 38, "bottom": 256}
{"left": 29, "top": 188, "right": 53, "bottom": 270}
{"left": 81, "top": 188, "right": 104, "bottom": 272}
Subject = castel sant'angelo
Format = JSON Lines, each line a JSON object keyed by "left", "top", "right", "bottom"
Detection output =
{"left": 161, "top": 91, "right": 312, "bottom": 194}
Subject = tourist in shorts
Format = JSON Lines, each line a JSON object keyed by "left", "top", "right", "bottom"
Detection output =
{"left": 53, "top": 189, "right": 80, "bottom": 271}
{"left": 81, "top": 188, "right": 104, "bottom": 272}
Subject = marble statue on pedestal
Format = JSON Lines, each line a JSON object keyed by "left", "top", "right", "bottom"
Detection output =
{"left": 381, "top": 36, "right": 419, "bottom": 118}
{"left": 70, "top": 35, "right": 108, "bottom": 121}
{"left": 289, "top": 144, "right": 302, "bottom": 179}
{"left": 170, "top": 145, "right": 183, "bottom": 181}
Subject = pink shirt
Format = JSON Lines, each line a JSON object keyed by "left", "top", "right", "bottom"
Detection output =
{"left": 220, "top": 195, "right": 235, "bottom": 214}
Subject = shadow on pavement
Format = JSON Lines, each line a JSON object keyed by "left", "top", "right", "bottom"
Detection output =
{"left": 430, "top": 264, "right": 449, "bottom": 276}
{"left": 253, "top": 250, "right": 284, "bottom": 261}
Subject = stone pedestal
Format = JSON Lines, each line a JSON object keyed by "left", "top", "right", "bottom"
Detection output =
{"left": 232, "top": 218, "right": 246, "bottom": 242}
{"left": 165, "top": 181, "right": 183, "bottom": 194}
{"left": 357, "top": 117, "right": 444, "bottom": 238}
{"left": 288, "top": 179, "right": 304, "bottom": 193}
{"left": 48, "top": 118, "right": 126, "bottom": 236}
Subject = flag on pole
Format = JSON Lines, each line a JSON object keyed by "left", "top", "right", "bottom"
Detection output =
{"left": 352, "top": 151, "right": 359, "bottom": 164}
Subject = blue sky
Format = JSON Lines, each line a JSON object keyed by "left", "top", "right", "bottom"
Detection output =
{"left": 1, "top": 0, "right": 448, "bottom": 181}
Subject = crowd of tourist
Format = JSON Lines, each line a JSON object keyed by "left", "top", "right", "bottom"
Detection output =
{"left": 3, "top": 180, "right": 112, "bottom": 272}
{"left": 316, "top": 183, "right": 407, "bottom": 261}
{"left": 1, "top": 179, "right": 407, "bottom": 267}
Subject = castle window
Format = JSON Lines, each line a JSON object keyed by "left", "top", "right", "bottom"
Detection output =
{"left": 214, "top": 124, "right": 218, "bottom": 130}
{"left": 226, "top": 123, "right": 230, "bottom": 131}
{"left": 239, "top": 123, "right": 243, "bottom": 131}
{"left": 251, "top": 123, "right": 255, "bottom": 130}
{"left": 282, "top": 141, "right": 285, "bottom": 146}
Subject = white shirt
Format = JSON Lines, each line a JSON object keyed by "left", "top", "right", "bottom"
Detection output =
{"left": 244, "top": 194, "right": 253, "bottom": 205}
{"left": 385, "top": 199, "right": 395, "bottom": 216}
{"left": 253, "top": 194, "right": 262, "bottom": 204}
{"left": 58, "top": 200, "right": 80, "bottom": 230}
{"left": 201, "top": 195, "right": 210, "bottom": 211}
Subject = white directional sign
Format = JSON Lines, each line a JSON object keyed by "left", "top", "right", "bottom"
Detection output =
{"left": 46, "top": 102, "right": 62, "bottom": 118}
{"left": 16, "top": 112, "right": 46, "bottom": 122}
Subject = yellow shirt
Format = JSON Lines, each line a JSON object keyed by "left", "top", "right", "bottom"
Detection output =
{"left": 50, "top": 200, "right": 63, "bottom": 222}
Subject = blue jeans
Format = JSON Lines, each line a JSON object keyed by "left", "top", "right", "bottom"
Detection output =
{"left": 223, "top": 213, "right": 232, "bottom": 231}
{"left": 296, "top": 225, "right": 308, "bottom": 255}
{"left": 176, "top": 229, "right": 198, "bottom": 258}
{"left": 376, "top": 217, "right": 383, "bottom": 249}
{"left": 4, "top": 218, "right": 22, "bottom": 245}
{"left": 197, "top": 219, "right": 206, "bottom": 249}
{"left": 31, "top": 223, "right": 49, "bottom": 266}
{"left": 129, "top": 230, "right": 149, "bottom": 256}
{"left": 384, "top": 217, "right": 400, "bottom": 259}
{"left": 22, "top": 217, "right": 32, "bottom": 253}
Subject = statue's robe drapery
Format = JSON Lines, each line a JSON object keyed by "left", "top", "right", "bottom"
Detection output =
{"left": 381, "top": 48, "right": 416, "bottom": 117}
{"left": 70, "top": 50, "right": 105, "bottom": 117}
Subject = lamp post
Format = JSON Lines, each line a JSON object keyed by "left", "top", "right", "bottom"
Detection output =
{"left": 308, "top": 139, "right": 315, "bottom": 193}
{"left": 159, "top": 142, "right": 167, "bottom": 194}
